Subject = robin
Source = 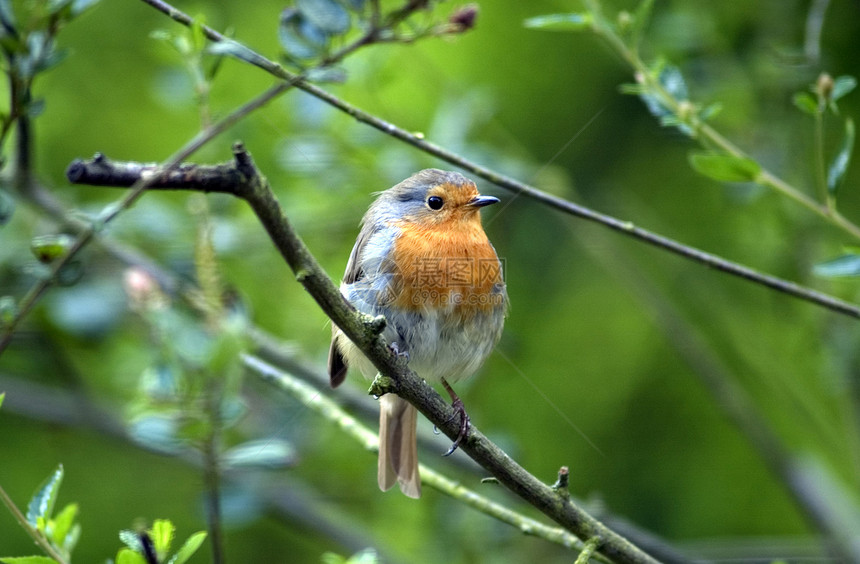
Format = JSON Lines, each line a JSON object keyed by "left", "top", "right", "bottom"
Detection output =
{"left": 328, "top": 169, "right": 508, "bottom": 498}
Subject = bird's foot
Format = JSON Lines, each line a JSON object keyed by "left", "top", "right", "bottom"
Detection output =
{"left": 441, "top": 378, "right": 470, "bottom": 457}
{"left": 389, "top": 341, "right": 409, "bottom": 361}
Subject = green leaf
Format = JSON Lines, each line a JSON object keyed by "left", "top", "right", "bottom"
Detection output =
{"left": 0, "top": 392, "right": 4, "bottom": 410}
{"left": 154, "top": 30, "right": 190, "bottom": 57}
{"left": 306, "top": 66, "right": 347, "bottom": 83}
{"left": 689, "top": 152, "right": 761, "bottom": 183}
{"left": 223, "top": 439, "right": 295, "bottom": 469}
{"left": 205, "top": 39, "right": 268, "bottom": 68}
{"left": 637, "top": 65, "right": 688, "bottom": 130}
{"left": 150, "top": 29, "right": 172, "bottom": 43}
{"left": 619, "top": 83, "right": 646, "bottom": 96}
{"left": 63, "top": 523, "right": 81, "bottom": 555}
{"left": 699, "top": 102, "right": 722, "bottom": 121}
{"left": 167, "top": 531, "right": 207, "bottom": 564}
{"left": 278, "top": 8, "right": 328, "bottom": 60}
{"left": 30, "top": 234, "right": 73, "bottom": 264}
{"left": 831, "top": 75, "right": 857, "bottom": 103}
{"left": 631, "top": 0, "right": 655, "bottom": 46}
{"left": 320, "top": 549, "right": 380, "bottom": 564}
{"left": 633, "top": 0, "right": 656, "bottom": 27}
{"left": 0, "top": 557, "right": 58, "bottom": 564}
{"left": 827, "top": 118, "right": 855, "bottom": 196}
{"left": 119, "top": 529, "right": 143, "bottom": 553}
{"left": 523, "top": 13, "right": 592, "bottom": 32}
{"left": 151, "top": 519, "right": 175, "bottom": 558}
{"left": 129, "top": 414, "right": 183, "bottom": 453}
{"left": 814, "top": 254, "right": 860, "bottom": 278}
{"left": 657, "top": 64, "right": 688, "bottom": 100}
{"left": 26, "top": 465, "right": 63, "bottom": 526}
{"left": 793, "top": 92, "right": 818, "bottom": 116}
{"left": 345, "top": 548, "right": 380, "bottom": 564}
{"left": 50, "top": 502, "right": 78, "bottom": 547}
{"left": 190, "top": 16, "right": 207, "bottom": 54}
{"left": 116, "top": 548, "right": 148, "bottom": 564}
{"left": 296, "top": 0, "right": 350, "bottom": 35}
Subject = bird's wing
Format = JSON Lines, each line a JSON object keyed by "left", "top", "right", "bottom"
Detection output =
{"left": 327, "top": 223, "right": 378, "bottom": 387}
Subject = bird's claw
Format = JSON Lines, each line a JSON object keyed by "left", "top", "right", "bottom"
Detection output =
{"left": 442, "top": 397, "right": 470, "bottom": 457}
{"left": 390, "top": 341, "right": 409, "bottom": 361}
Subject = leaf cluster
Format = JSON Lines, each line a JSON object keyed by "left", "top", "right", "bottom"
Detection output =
{"left": 0, "top": 0, "right": 98, "bottom": 164}
{"left": 116, "top": 520, "right": 207, "bottom": 564}
{"left": 0, "top": 466, "right": 80, "bottom": 564}
{"left": 0, "top": 461, "right": 206, "bottom": 564}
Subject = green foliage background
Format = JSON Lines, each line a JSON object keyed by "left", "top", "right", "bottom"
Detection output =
{"left": 2, "top": 0, "right": 860, "bottom": 562}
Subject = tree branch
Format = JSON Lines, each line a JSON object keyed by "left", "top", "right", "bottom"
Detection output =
{"left": 569, "top": 213, "right": 859, "bottom": 562}
{"left": 243, "top": 354, "right": 617, "bottom": 563}
{"left": 66, "top": 153, "right": 244, "bottom": 192}
{"left": 67, "top": 144, "right": 667, "bottom": 564}
{"left": 136, "top": 0, "right": 860, "bottom": 323}
{"left": 0, "top": 80, "right": 293, "bottom": 355}
{"left": 66, "top": 150, "right": 860, "bottom": 322}
{"left": 246, "top": 326, "right": 695, "bottom": 564}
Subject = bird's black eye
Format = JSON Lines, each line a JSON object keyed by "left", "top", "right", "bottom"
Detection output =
{"left": 427, "top": 196, "right": 444, "bottom": 210}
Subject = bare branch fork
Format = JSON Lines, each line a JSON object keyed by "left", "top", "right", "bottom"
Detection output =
{"left": 67, "top": 145, "right": 664, "bottom": 564}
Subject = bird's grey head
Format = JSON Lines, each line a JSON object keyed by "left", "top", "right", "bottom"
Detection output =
{"left": 371, "top": 169, "right": 498, "bottom": 225}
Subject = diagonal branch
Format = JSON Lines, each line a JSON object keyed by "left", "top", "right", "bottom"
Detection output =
{"left": 138, "top": 0, "right": 860, "bottom": 322}
{"left": 66, "top": 150, "right": 860, "bottom": 321}
{"left": 67, "top": 144, "right": 668, "bottom": 564}
{"left": 243, "top": 353, "right": 616, "bottom": 564}
{"left": 570, "top": 214, "right": 860, "bottom": 563}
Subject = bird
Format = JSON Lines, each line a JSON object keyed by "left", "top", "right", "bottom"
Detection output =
{"left": 328, "top": 168, "right": 508, "bottom": 498}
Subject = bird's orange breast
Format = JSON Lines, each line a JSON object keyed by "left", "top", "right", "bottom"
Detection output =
{"left": 389, "top": 218, "right": 504, "bottom": 314}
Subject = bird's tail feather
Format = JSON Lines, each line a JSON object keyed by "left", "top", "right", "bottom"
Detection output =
{"left": 378, "top": 394, "right": 421, "bottom": 498}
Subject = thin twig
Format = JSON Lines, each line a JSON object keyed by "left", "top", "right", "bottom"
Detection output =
{"left": 0, "top": 483, "right": 70, "bottom": 564}
{"left": 0, "top": 80, "right": 292, "bottom": 355}
{"left": 136, "top": 0, "right": 860, "bottom": 322}
{"left": 242, "top": 353, "right": 614, "bottom": 563}
{"left": 2, "top": 0, "right": 453, "bottom": 354}
{"left": 66, "top": 153, "right": 860, "bottom": 322}
{"left": 569, "top": 213, "right": 859, "bottom": 562}
{"left": 203, "top": 385, "right": 225, "bottom": 564}
{"left": 582, "top": 0, "right": 860, "bottom": 241}
{"left": 194, "top": 204, "right": 226, "bottom": 564}
{"left": 576, "top": 537, "right": 602, "bottom": 564}
{"left": 0, "top": 373, "right": 403, "bottom": 563}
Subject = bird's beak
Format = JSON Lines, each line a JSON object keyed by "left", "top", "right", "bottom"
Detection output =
{"left": 467, "top": 195, "right": 499, "bottom": 208}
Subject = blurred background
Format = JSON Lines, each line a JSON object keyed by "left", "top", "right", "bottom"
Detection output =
{"left": 2, "top": 0, "right": 860, "bottom": 562}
